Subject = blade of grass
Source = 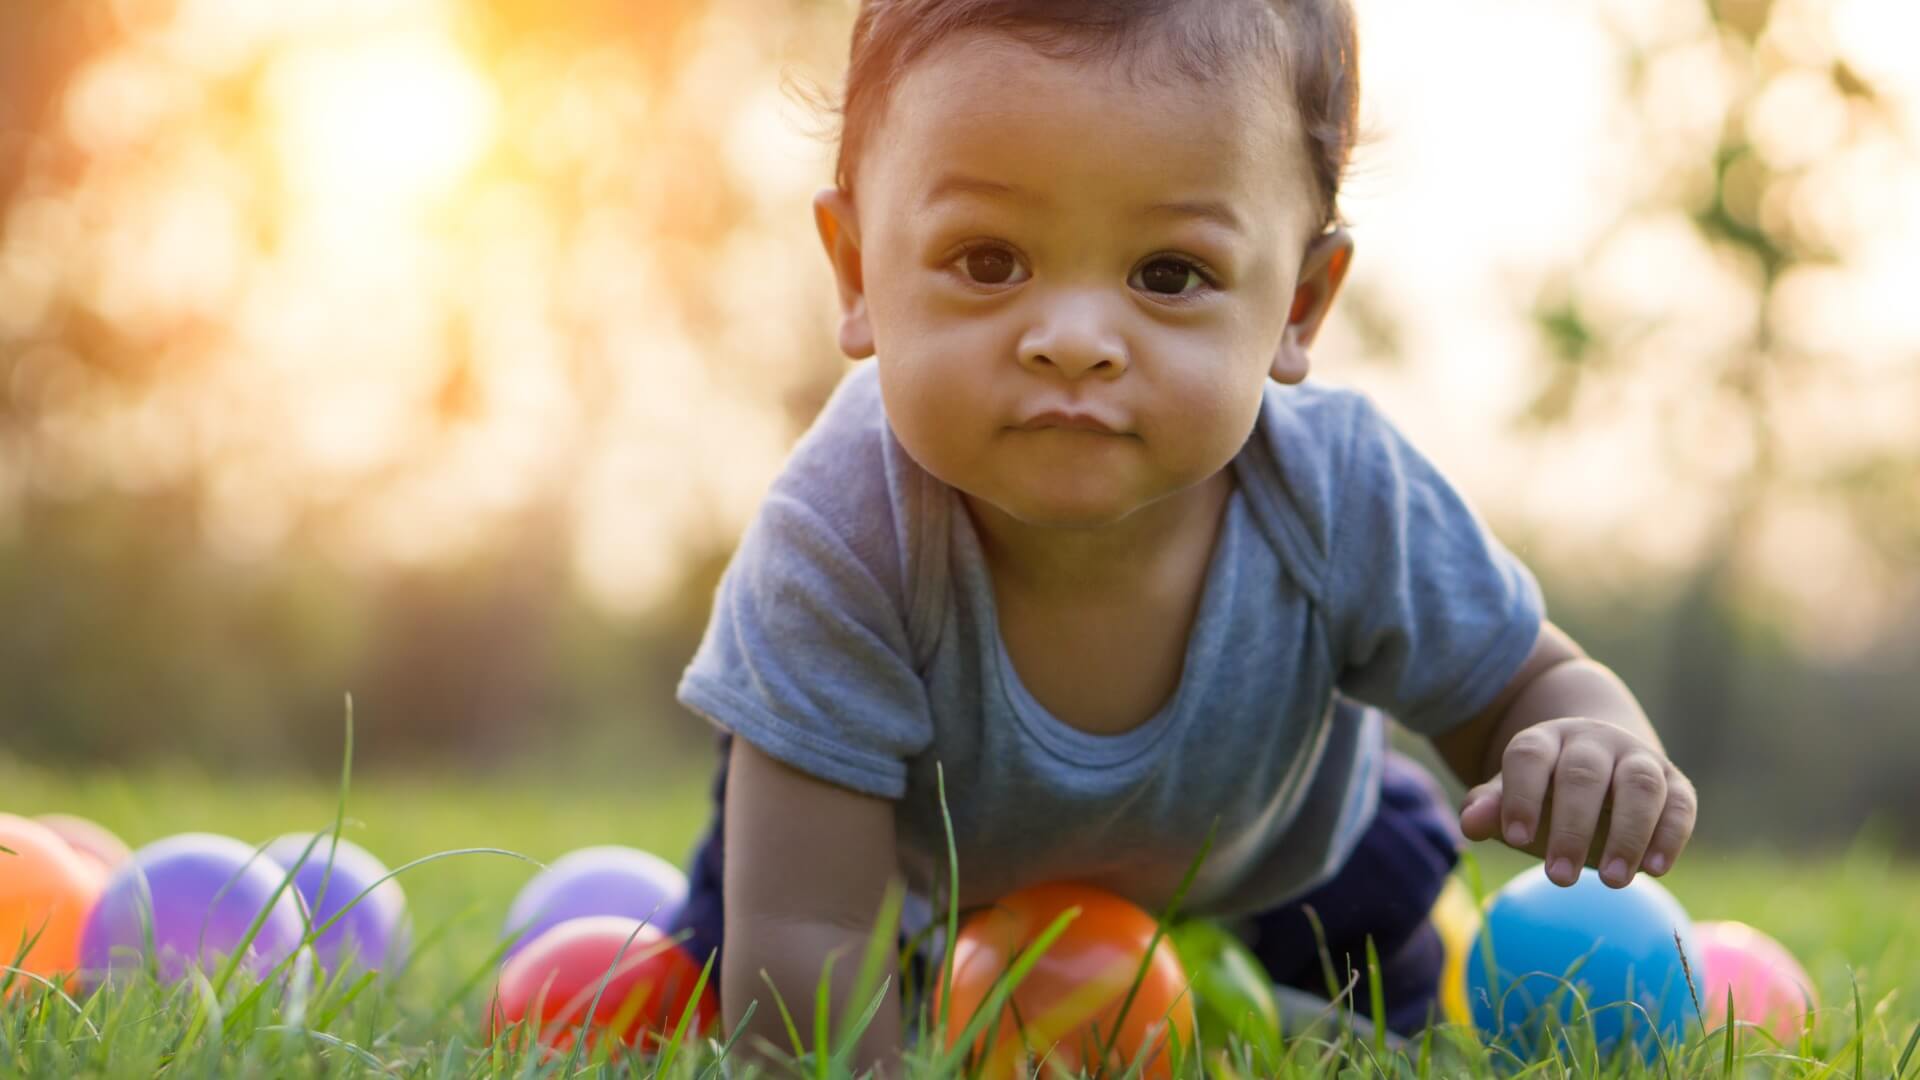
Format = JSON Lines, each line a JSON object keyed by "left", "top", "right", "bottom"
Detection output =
{"left": 813, "top": 950, "right": 838, "bottom": 1080}
{"left": 226, "top": 845, "right": 539, "bottom": 1037}
{"left": 558, "top": 919, "right": 652, "bottom": 1077}
{"left": 656, "top": 946, "right": 718, "bottom": 1080}
{"left": 836, "top": 877, "right": 904, "bottom": 1052}
{"left": 694, "top": 999, "right": 758, "bottom": 1080}
{"left": 760, "top": 968, "right": 807, "bottom": 1060}
{"left": 928, "top": 906, "right": 1080, "bottom": 1077}
{"left": 0, "top": 968, "right": 103, "bottom": 1042}
{"left": 1721, "top": 985, "right": 1736, "bottom": 1077}
{"left": 936, "top": 763, "right": 961, "bottom": 1043}
{"left": 828, "top": 976, "right": 895, "bottom": 1077}
{"left": 1098, "top": 817, "right": 1217, "bottom": 1074}
{"left": 1896, "top": 1017, "right": 1920, "bottom": 1079}
{"left": 1853, "top": 973, "right": 1864, "bottom": 1080}
{"left": 258, "top": 1025, "right": 392, "bottom": 1073}
{"left": 1365, "top": 934, "right": 1386, "bottom": 1060}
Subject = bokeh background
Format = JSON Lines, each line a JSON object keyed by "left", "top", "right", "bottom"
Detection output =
{"left": 0, "top": 0, "right": 1915, "bottom": 853}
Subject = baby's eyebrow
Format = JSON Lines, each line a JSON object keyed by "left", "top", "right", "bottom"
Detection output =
{"left": 923, "top": 172, "right": 1245, "bottom": 235}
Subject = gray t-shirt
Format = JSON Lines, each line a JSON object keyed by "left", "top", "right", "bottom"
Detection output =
{"left": 678, "top": 362, "right": 1543, "bottom": 918}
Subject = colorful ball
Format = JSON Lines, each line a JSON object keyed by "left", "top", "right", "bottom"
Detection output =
{"left": 1466, "top": 867, "right": 1702, "bottom": 1061}
{"left": 1428, "top": 875, "right": 1483, "bottom": 1029}
{"left": 0, "top": 814, "right": 105, "bottom": 994}
{"left": 1696, "top": 920, "right": 1817, "bottom": 1043}
{"left": 33, "top": 813, "right": 131, "bottom": 874}
{"left": 937, "top": 882, "right": 1196, "bottom": 1080}
{"left": 264, "top": 833, "right": 410, "bottom": 976}
{"left": 79, "top": 833, "right": 307, "bottom": 985}
{"left": 489, "top": 915, "right": 717, "bottom": 1051}
{"left": 502, "top": 846, "right": 688, "bottom": 960}
{"left": 1168, "top": 919, "right": 1281, "bottom": 1061}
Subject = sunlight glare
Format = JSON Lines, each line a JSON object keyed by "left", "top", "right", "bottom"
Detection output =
{"left": 268, "top": 31, "right": 496, "bottom": 210}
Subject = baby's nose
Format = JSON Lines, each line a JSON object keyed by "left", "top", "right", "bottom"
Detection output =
{"left": 1016, "top": 293, "right": 1128, "bottom": 379}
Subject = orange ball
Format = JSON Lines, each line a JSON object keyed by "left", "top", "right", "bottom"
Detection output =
{"left": 937, "top": 883, "right": 1196, "bottom": 1080}
{"left": 0, "top": 814, "right": 104, "bottom": 994}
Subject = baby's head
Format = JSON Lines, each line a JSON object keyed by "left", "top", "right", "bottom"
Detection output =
{"left": 811, "top": 0, "right": 1362, "bottom": 531}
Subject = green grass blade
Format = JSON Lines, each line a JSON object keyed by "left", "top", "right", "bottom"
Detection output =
{"left": 1896, "top": 1017, "right": 1920, "bottom": 1079}
{"left": 835, "top": 876, "right": 903, "bottom": 1053}
{"left": 936, "top": 762, "right": 961, "bottom": 1043}
{"left": 1365, "top": 934, "right": 1385, "bottom": 1060}
{"left": 558, "top": 918, "right": 651, "bottom": 1077}
{"left": 695, "top": 998, "right": 757, "bottom": 1080}
{"left": 813, "top": 949, "right": 837, "bottom": 1080}
{"left": 1854, "top": 973, "right": 1865, "bottom": 1080}
{"left": 0, "top": 967, "right": 104, "bottom": 1042}
{"left": 1098, "top": 817, "right": 1217, "bottom": 1073}
{"left": 656, "top": 945, "right": 718, "bottom": 1080}
{"left": 928, "top": 906, "right": 1080, "bottom": 1077}
{"left": 760, "top": 967, "right": 806, "bottom": 1060}
{"left": 1721, "top": 984, "right": 1736, "bottom": 1077}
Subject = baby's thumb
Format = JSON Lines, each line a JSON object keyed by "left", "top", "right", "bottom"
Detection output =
{"left": 1458, "top": 777, "right": 1503, "bottom": 841}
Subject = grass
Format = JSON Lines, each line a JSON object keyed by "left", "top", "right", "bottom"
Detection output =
{"left": 3, "top": 744, "right": 1918, "bottom": 1078}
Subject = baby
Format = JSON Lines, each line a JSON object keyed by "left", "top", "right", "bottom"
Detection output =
{"left": 671, "top": 0, "right": 1698, "bottom": 1071}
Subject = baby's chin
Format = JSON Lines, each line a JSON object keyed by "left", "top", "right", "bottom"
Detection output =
{"left": 960, "top": 482, "right": 1167, "bottom": 534}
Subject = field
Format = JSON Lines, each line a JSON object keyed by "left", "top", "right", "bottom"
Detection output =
{"left": 3, "top": 757, "right": 1917, "bottom": 1078}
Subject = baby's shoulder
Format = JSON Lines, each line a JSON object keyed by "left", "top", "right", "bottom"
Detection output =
{"left": 756, "top": 362, "right": 932, "bottom": 618}
{"left": 1237, "top": 380, "right": 1385, "bottom": 565}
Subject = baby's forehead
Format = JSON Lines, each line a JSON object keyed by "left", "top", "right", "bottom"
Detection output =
{"left": 869, "top": 29, "right": 1315, "bottom": 240}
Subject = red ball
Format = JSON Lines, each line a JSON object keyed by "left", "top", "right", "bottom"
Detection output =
{"left": 489, "top": 916, "right": 717, "bottom": 1052}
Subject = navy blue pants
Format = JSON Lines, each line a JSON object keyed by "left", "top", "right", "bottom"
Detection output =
{"left": 673, "top": 735, "right": 1461, "bottom": 1037}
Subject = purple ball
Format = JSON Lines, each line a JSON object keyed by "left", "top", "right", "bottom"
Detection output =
{"left": 80, "top": 832, "right": 308, "bottom": 985}
{"left": 263, "top": 833, "right": 410, "bottom": 976}
{"left": 503, "top": 846, "right": 687, "bottom": 959}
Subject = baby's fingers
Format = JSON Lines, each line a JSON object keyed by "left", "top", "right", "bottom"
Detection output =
{"left": 1597, "top": 753, "right": 1667, "bottom": 888}
{"left": 1641, "top": 772, "right": 1699, "bottom": 876}
{"left": 1543, "top": 740, "right": 1612, "bottom": 886}
{"left": 1498, "top": 726, "right": 1563, "bottom": 849}
{"left": 1459, "top": 778, "right": 1504, "bottom": 841}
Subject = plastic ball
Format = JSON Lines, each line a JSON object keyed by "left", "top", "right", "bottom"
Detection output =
{"left": 489, "top": 915, "right": 717, "bottom": 1051}
{"left": 0, "top": 814, "right": 105, "bottom": 993}
{"left": 33, "top": 813, "right": 131, "bottom": 874}
{"left": 1428, "top": 875, "right": 1484, "bottom": 1028}
{"left": 936, "top": 882, "right": 1196, "bottom": 1080}
{"left": 1696, "top": 920, "right": 1817, "bottom": 1043}
{"left": 79, "top": 832, "right": 308, "bottom": 985}
{"left": 1168, "top": 919, "right": 1281, "bottom": 1061}
{"left": 502, "top": 846, "right": 688, "bottom": 960}
{"left": 1466, "top": 866, "right": 1702, "bottom": 1061}
{"left": 264, "top": 833, "right": 410, "bottom": 976}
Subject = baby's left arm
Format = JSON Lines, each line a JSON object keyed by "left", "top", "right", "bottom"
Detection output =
{"left": 1429, "top": 621, "right": 1697, "bottom": 890}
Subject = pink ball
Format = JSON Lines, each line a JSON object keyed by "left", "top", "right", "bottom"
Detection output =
{"left": 1698, "top": 920, "right": 1817, "bottom": 1042}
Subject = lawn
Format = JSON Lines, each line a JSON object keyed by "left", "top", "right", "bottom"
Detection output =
{"left": 2, "top": 755, "right": 1917, "bottom": 1078}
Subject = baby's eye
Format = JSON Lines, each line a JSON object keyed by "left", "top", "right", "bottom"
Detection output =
{"left": 1132, "top": 256, "right": 1214, "bottom": 299}
{"left": 953, "top": 243, "right": 1029, "bottom": 287}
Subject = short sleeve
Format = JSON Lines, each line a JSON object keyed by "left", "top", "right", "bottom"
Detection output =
{"left": 1326, "top": 396, "right": 1545, "bottom": 736}
{"left": 676, "top": 487, "right": 935, "bottom": 799}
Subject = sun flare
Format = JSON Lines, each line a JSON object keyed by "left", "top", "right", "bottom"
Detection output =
{"left": 267, "top": 31, "right": 497, "bottom": 211}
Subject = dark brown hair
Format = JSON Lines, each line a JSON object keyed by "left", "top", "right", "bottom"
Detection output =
{"left": 824, "top": 0, "right": 1361, "bottom": 232}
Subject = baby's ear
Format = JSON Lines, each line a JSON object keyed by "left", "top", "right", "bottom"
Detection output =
{"left": 1270, "top": 227, "right": 1354, "bottom": 384}
{"left": 813, "top": 187, "right": 875, "bottom": 360}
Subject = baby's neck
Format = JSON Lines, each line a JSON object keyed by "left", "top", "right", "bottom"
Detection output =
{"left": 964, "top": 470, "right": 1234, "bottom": 599}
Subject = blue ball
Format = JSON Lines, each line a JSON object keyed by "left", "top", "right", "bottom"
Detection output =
{"left": 1466, "top": 867, "right": 1703, "bottom": 1063}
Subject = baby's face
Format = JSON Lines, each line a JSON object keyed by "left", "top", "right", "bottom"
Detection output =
{"left": 833, "top": 30, "right": 1327, "bottom": 530}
